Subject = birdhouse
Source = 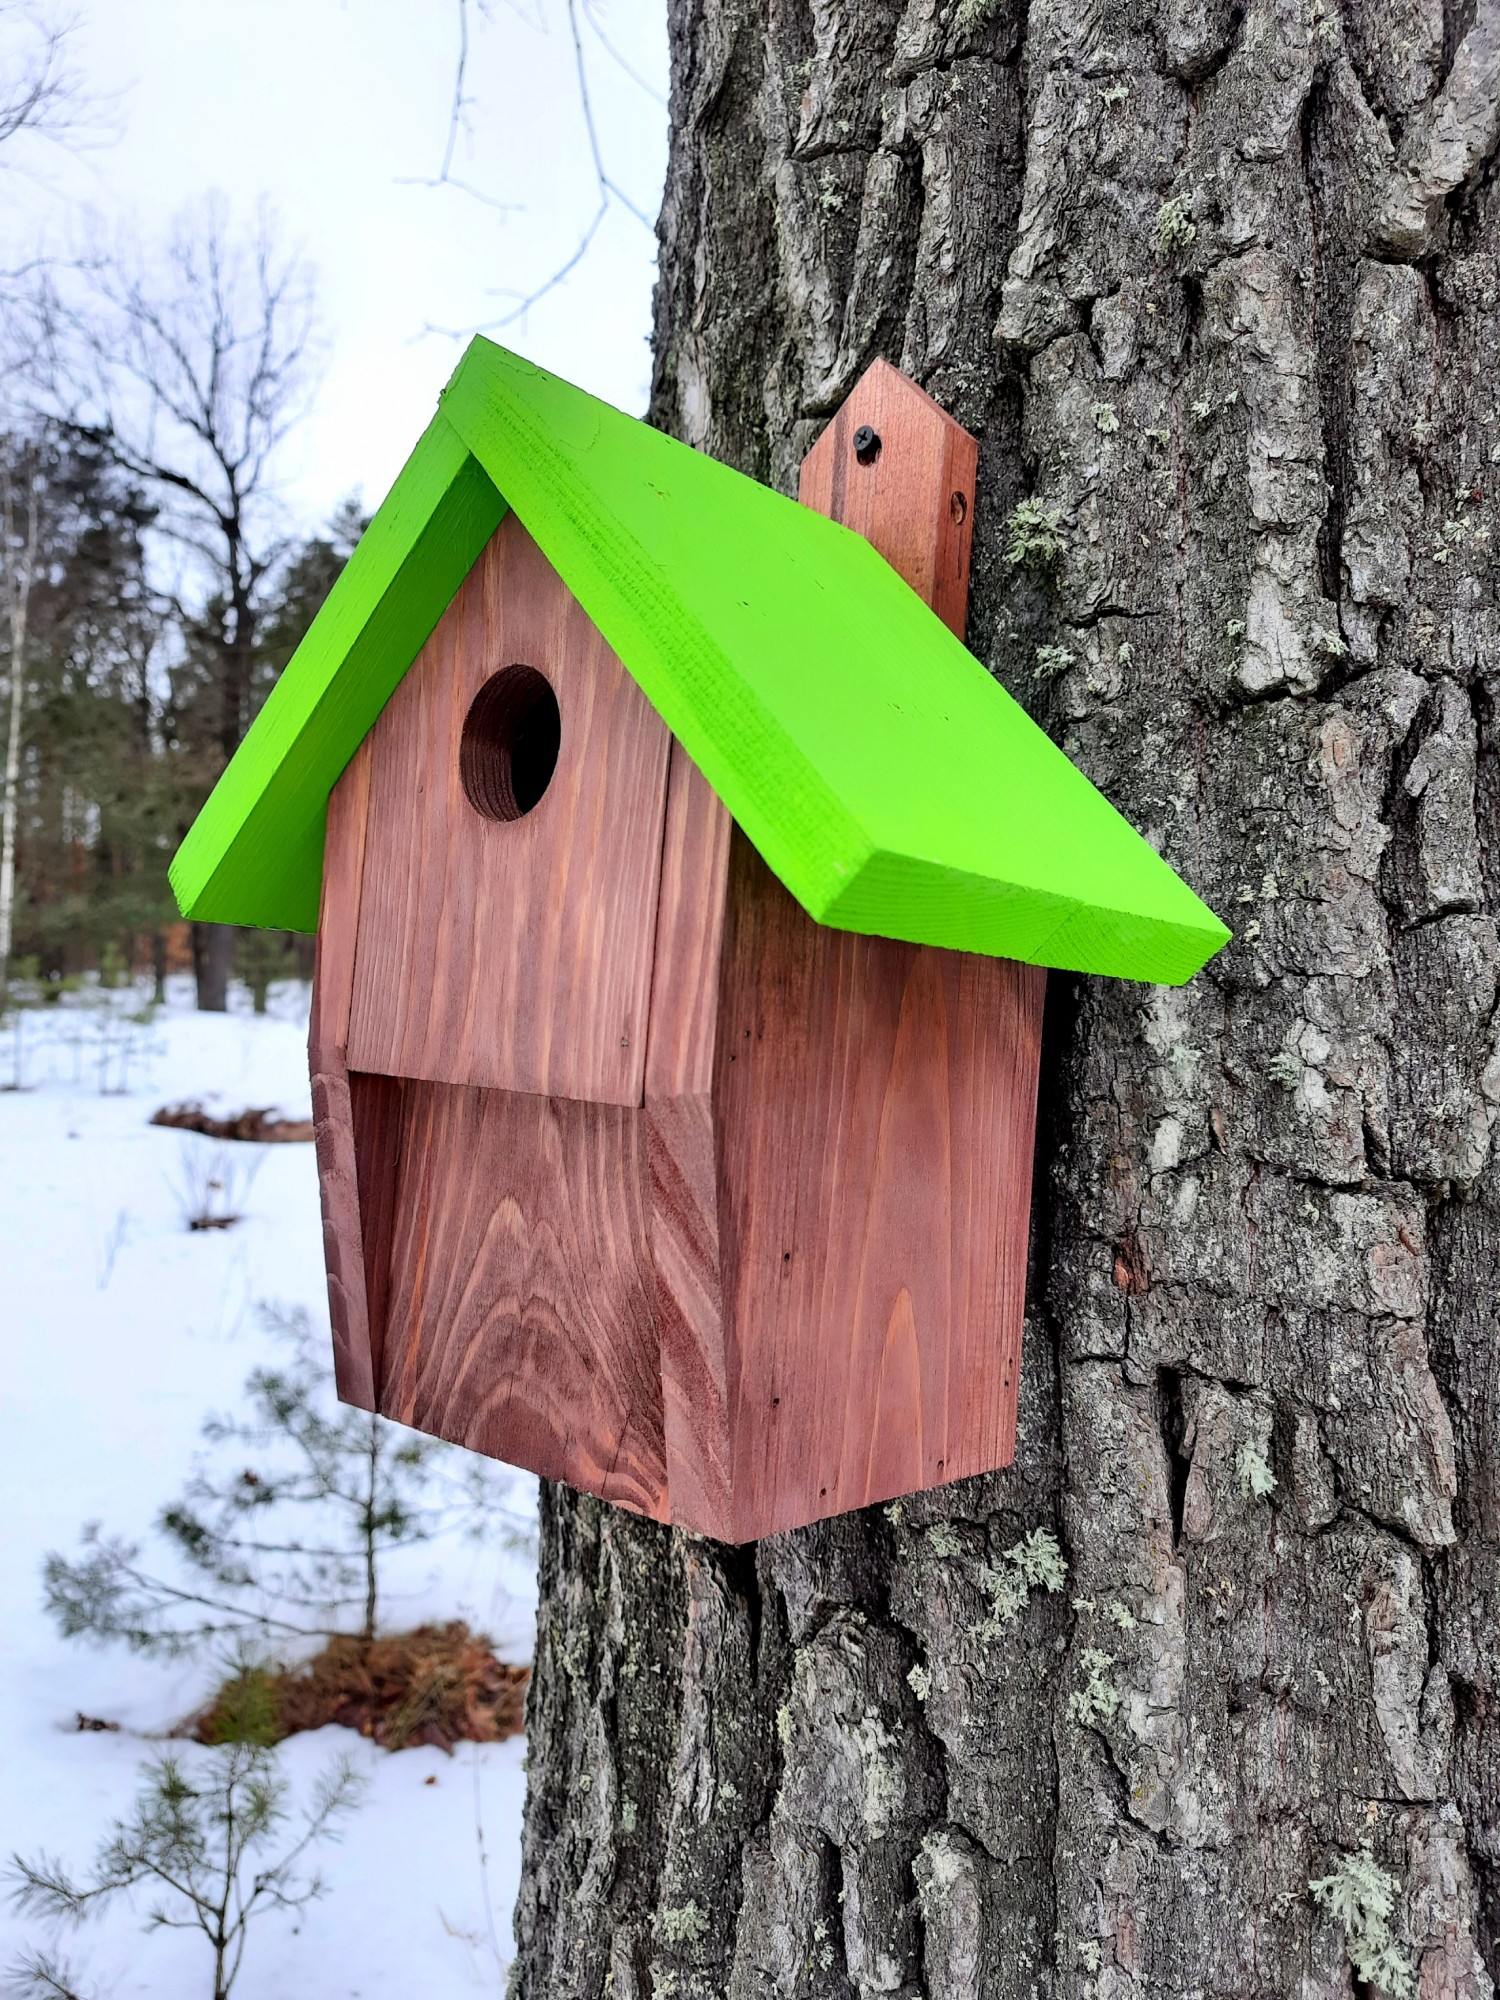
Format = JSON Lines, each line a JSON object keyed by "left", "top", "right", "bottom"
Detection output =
{"left": 172, "top": 339, "right": 1227, "bottom": 1543}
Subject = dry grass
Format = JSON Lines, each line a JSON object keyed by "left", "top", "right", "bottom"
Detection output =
{"left": 151, "top": 1100, "right": 315, "bottom": 1143}
{"left": 193, "top": 1622, "right": 529, "bottom": 1754}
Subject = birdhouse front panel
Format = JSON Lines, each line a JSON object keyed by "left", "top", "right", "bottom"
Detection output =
{"left": 350, "top": 1069, "right": 669, "bottom": 1520}
{"left": 172, "top": 339, "right": 1231, "bottom": 1545}
{"left": 344, "top": 511, "right": 673, "bottom": 1107}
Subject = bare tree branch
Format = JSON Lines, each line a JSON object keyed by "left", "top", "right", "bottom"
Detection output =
{"left": 395, "top": 0, "right": 521, "bottom": 214}
{"left": 421, "top": 0, "right": 656, "bottom": 340}
{"left": 22, "top": 198, "right": 323, "bottom": 771}
{"left": 0, "top": 4, "right": 93, "bottom": 159}
{"left": 581, "top": 0, "right": 665, "bottom": 108}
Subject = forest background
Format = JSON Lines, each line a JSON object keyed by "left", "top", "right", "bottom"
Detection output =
{"left": 0, "top": 0, "right": 667, "bottom": 1015}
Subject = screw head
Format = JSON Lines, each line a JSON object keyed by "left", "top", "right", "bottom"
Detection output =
{"left": 852, "top": 424, "right": 881, "bottom": 465}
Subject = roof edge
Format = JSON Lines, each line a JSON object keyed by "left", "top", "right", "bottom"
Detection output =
{"left": 170, "top": 414, "right": 505, "bottom": 930}
{"left": 821, "top": 849, "right": 1230, "bottom": 984}
{"left": 440, "top": 339, "right": 877, "bottom": 922}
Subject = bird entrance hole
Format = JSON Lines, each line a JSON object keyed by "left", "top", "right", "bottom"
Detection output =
{"left": 460, "top": 665, "right": 561, "bottom": 822}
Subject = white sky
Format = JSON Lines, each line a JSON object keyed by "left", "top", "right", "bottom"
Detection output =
{"left": 3, "top": 0, "right": 668, "bottom": 528}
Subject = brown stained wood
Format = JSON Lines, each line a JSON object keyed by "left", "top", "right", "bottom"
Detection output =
{"left": 308, "top": 737, "right": 371, "bottom": 1071}
{"left": 349, "top": 1069, "right": 405, "bottom": 1392}
{"left": 644, "top": 740, "right": 734, "bottom": 1532}
{"left": 644, "top": 740, "right": 732, "bottom": 1102}
{"left": 714, "top": 831, "right": 1045, "bottom": 1537}
{"left": 797, "top": 358, "right": 979, "bottom": 639}
{"left": 346, "top": 512, "right": 673, "bottom": 1108}
{"left": 310, "top": 742, "right": 377, "bottom": 1409}
{"left": 371, "top": 1077, "right": 669, "bottom": 1520}
{"left": 637, "top": 358, "right": 1033, "bottom": 1538}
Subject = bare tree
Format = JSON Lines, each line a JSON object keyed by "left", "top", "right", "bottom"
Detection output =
{"left": 32, "top": 198, "right": 322, "bottom": 1008}
{"left": 0, "top": 5, "right": 94, "bottom": 997}
{"left": 0, "top": 3, "right": 93, "bottom": 169}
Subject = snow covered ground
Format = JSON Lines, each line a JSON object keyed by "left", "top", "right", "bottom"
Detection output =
{"left": 0, "top": 981, "right": 537, "bottom": 1997}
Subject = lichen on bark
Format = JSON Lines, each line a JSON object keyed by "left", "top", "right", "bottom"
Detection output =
{"left": 512, "top": 3, "right": 1500, "bottom": 1994}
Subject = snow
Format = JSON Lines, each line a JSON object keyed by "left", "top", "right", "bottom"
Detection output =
{"left": 0, "top": 982, "right": 537, "bottom": 1997}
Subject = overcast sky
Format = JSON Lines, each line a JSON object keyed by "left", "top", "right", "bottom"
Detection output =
{"left": 3, "top": 1, "right": 668, "bottom": 527}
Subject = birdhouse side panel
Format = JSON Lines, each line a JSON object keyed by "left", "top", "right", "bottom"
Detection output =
{"left": 713, "top": 831, "right": 1046, "bottom": 1541}
{"left": 644, "top": 739, "right": 734, "bottom": 1537}
{"left": 345, "top": 511, "right": 673, "bottom": 1108}
{"left": 366, "top": 1074, "right": 669, "bottom": 1518}
{"left": 309, "top": 737, "right": 379, "bottom": 1412}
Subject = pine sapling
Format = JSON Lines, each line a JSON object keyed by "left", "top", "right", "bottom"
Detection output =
{"left": 44, "top": 1303, "right": 531, "bottom": 1658}
{"left": 8, "top": 1723, "right": 364, "bottom": 2000}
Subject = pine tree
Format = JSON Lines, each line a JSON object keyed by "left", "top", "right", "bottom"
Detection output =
{"left": 45, "top": 1304, "right": 529, "bottom": 1657}
{"left": 9, "top": 1715, "right": 363, "bottom": 2000}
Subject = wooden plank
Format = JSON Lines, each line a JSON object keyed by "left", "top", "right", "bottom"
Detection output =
{"left": 797, "top": 358, "right": 978, "bottom": 639}
{"left": 373, "top": 1078, "right": 668, "bottom": 1520}
{"left": 644, "top": 740, "right": 732, "bottom": 1102}
{"left": 309, "top": 743, "right": 378, "bottom": 1410}
{"left": 349, "top": 1069, "right": 405, "bottom": 1395}
{"left": 644, "top": 740, "right": 733, "bottom": 1534}
{"left": 702, "top": 358, "right": 1044, "bottom": 1537}
{"left": 346, "top": 512, "right": 673, "bottom": 1107}
{"left": 173, "top": 414, "right": 505, "bottom": 931}
{"left": 714, "top": 832, "right": 1046, "bottom": 1537}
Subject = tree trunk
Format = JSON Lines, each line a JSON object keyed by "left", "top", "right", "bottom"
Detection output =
{"left": 192, "top": 921, "right": 232, "bottom": 1014}
{"left": 0, "top": 445, "right": 37, "bottom": 999}
{"left": 513, "top": 4, "right": 1500, "bottom": 1995}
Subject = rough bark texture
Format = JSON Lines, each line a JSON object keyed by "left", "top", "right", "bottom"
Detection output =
{"left": 512, "top": 3, "right": 1500, "bottom": 1994}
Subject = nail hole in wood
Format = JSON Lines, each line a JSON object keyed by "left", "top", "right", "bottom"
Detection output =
{"left": 950, "top": 490, "right": 968, "bottom": 526}
{"left": 460, "top": 664, "right": 561, "bottom": 822}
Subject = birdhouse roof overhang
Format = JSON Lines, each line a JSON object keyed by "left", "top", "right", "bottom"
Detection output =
{"left": 169, "top": 338, "right": 1229, "bottom": 985}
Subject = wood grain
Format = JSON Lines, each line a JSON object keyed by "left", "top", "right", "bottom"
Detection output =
{"left": 309, "top": 742, "right": 377, "bottom": 1410}
{"left": 349, "top": 1069, "right": 405, "bottom": 1394}
{"left": 641, "top": 357, "right": 1042, "bottom": 1538}
{"left": 797, "top": 358, "right": 979, "bottom": 639}
{"left": 346, "top": 511, "right": 673, "bottom": 1107}
{"left": 714, "top": 830, "right": 1045, "bottom": 1537}
{"left": 644, "top": 739, "right": 734, "bottom": 1534}
{"left": 370, "top": 1076, "right": 668, "bottom": 1519}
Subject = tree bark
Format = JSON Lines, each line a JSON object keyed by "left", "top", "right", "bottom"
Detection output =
{"left": 192, "top": 920, "right": 232, "bottom": 1014}
{"left": 513, "top": 4, "right": 1500, "bottom": 1995}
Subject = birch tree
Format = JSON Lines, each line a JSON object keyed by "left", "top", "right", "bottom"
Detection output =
{"left": 511, "top": 4, "right": 1500, "bottom": 1996}
{"left": 0, "top": 434, "right": 37, "bottom": 997}
{"left": 0, "top": 1, "right": 88, "bottom": 997}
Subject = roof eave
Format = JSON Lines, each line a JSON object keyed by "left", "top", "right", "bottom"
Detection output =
{"left": 169, "top": 413, "right": 505, "bottom": 931}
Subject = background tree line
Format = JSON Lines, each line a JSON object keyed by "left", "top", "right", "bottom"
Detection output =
{"left": 1, "top": 194, "right": 359, "bottom": 1013}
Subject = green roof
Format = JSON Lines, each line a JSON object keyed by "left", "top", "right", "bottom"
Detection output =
{"left": 170, "top": 338, "right": 1229, "bottom": 984}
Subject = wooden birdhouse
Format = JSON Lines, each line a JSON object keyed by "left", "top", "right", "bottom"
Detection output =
{"left": 172, "top": 339, "right": 1227, "bottom": 1543}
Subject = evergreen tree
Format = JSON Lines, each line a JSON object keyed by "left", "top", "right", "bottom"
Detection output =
{"left": 9, "top": 1726, "right": 363, "bottom": 2000}
{"left": 44, "top": 1304, "right": 528, "bottom": 1657}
